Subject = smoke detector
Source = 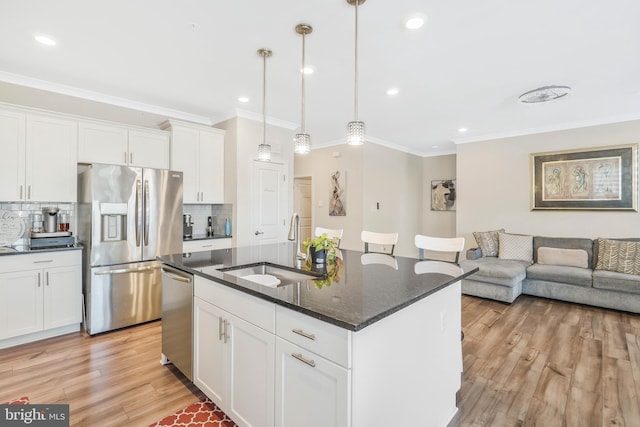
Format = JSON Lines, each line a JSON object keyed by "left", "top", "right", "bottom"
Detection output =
{"left": 518, "top": 85, "right": 571, "bottom": 103}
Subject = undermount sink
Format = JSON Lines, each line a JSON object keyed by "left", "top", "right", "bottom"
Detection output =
{"left": 219, "top": 263, "right": 322, "bottom": 288}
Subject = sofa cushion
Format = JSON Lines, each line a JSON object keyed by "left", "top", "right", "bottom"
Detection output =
{"left": 593, "top": 269, "right": 640, "bottom": 295}
{"left": 595, "top": 238, "right": 640, "bottom": 275}
{"left": 473, "top": 229, "right": 504, "bottom": 257}
{"left": 526, "top": 263, "right": 593, "bottom": 288}
{"left": 533, "top": 236, "right": 593, "bottom": 267}
{"left": 461, "top": 257, "right": 529, "bottom": 288}
{"left": 538, "top": 247, "right": 589, "bottom": 269}
{"left": 498, "top": 233, "right": 533, "bottom": 264}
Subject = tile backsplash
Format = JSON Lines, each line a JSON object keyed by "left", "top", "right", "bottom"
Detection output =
{"left": 183, "top": 204, "right": 233, "bottom": 237}
{"left": 1, "top": 202, "right": 77, "bottom": 246}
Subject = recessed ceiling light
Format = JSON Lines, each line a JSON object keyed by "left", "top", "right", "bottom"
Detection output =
{"left": 237, "top": 96, "right": 249, "bottom": 103}
{"left": 34, "top": 33, "right": 56, "bottom": 46}
{"left": 301, "top": 66, "right": 314, "bottom": 75}
{"left": 405, "top": 13, "right": 427, "bottom": 30}
{"left": 458, "top": 127, "right": 468, "bottom": 133}
{"left": 386, "top": 88, "right": 399, "bottom": 96}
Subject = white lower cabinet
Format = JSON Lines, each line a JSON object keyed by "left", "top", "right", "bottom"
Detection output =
{"left": 275, "top": 338, "right": 349, "bottom": 427}
{"left": 194, "top": 277, "right": 275, "bottom": 427}
{"left": 0, "top": 251, "right": 82, "bottom": 345}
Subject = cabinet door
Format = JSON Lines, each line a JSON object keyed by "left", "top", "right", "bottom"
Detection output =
{"left": 170, "top": 126, "right": 199, "bottom": 203}
{"left": 78, "top": 121, "right": 129, "bottom": 165}
{"left": 129, "top": 129, "right": 170, "bottom": 169}
{"left": 227, "top": 313, "right": 275, "bottom": 427}
{"left": 43, "top": 265, "right": 82, "bottom": 330}
{"left": 26, "top": 114, "right": 78, "bottom": 202}
{"left": 0, "top": 110, "right": 26, "bottom": 201}
{"left": 193, "top": 297, "right": 227, "bottom": 408}
{"left": 275, "top": 338, "right": 349, "bottom": 427}
{"left": 199, "top": 131, "right": 224, "bottom": 203}
{"left": 0, "top": 270, "right": 43, "bottom": 339}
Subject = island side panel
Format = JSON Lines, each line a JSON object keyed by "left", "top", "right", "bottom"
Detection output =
{"left": 350, "top": 281, "right": 462, "bottom": 427}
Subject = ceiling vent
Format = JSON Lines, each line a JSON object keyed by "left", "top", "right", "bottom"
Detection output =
{"left": 518, "top": 85, "right": 571, "bottom": 103}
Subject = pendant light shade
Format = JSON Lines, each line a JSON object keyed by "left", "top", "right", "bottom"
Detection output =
{"left": 257, "top": 48, "right": 272, "bottom": 161}
{"left": 294, "top": 23, "right": 312, "bottom": 154}
{"left": 347, "top": 0, "right": 366, "bottom": 146}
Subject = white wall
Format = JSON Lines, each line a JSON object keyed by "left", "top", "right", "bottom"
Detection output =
{"left": 457, "top": 119, "right": 640, "bottom": 250}
{"left": 295, "top": 142, "right": 440, "bottom": 257}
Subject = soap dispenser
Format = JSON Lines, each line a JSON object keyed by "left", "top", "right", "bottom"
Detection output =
{"left": 224, "top": 218, "right": 231, "bottom": 236}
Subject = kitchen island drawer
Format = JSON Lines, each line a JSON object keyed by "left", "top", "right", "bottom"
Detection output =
{"left": 276, "top": 306, "right": 351, "bottom": 368}
{"left": 194, "top": 275, "right": 275, "bottom": 333}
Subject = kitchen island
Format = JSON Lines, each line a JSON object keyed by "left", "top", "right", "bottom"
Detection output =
{"left": 160, "top": 242, "right": 477, "bottom": 427}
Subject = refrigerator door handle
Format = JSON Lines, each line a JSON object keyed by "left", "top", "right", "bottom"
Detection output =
{"left": 135, "top": 179, "right": 142, "bottom": 247}
{"left": 144, "top": 179, "right": 150, "bottom": 246}
{"left": 95, "top": 265, "right": 161, "bottom": 275}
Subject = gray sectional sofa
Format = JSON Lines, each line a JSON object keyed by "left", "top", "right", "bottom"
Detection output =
{"left": 460, "top": 234, "right": 640, "bottom": 314}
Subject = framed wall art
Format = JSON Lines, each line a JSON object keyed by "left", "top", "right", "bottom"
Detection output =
{"left": 530, "top": 144, "right": 637, "bottom": 210}
{"left": 431, "top": 179, "right": 456, "bottom": 211}
{"left": 329, "top": 170, "right": 346, "bottom": 216}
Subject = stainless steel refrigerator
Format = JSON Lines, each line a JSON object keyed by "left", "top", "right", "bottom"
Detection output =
{"left": 77, "top": 163, "right": 183, "bottom": 335}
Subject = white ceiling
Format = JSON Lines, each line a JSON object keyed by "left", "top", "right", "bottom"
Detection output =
{"left": 1, "top": 0, "right": 640, "bottom": 156}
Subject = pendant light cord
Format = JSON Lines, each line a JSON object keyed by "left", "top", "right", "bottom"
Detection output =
{"left": 354, "top": 0, "right": 359, "bottom": 121}
{"left": 301, "top": 32, "right": 306, "bottom": 132}
{"left": 262, "top": 52, "right": 267, "bottom": 145}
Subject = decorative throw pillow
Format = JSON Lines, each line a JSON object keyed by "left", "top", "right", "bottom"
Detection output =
{"left": 595, "top": 238, "right": 640, "bottom": 275}
{"left": 498, "top": 232, "right": 533, "bottom": 263}
{"left": 538, "top": 247, "right": 589, "bottom": 269}
{"left": 473, "top": 229, "right": 504, "bottom": 257}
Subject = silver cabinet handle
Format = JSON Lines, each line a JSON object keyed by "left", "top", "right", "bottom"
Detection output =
{"left": 292, "top": 329, "right": 316, "bottom": 341}
{"left": 33, "top": 260, "right": 54, "bottom": 264}
{"left": 255, "top": 231, "right": 264, "bottom": 235}
{"left": 27, "top": 185, "right": 31, "bottom": 200}
{"left": 19, "top": 185, "right": 23, "bottom": 200}
{"left": 223, "top": 319, "right": 229, "bottom": 343}
{"left": 124, "top": 152, "right": 128, "bottom": 164}
{"left": 37, "top": 272, "right": 41, "bottom": 287}
{"left": 130, "top": 152, "right": 133, "bottom": 164}
{"left": 291, "top": 353, "right": 316, "bottom": 368}
{"left": 219, "top": 317, "right": 224, "bottom": 341}
{"left": 46, "top": 271, "right": 49, "bottom": 286}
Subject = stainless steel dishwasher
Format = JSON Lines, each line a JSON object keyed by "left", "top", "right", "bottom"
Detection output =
{"left": 160, "top": 265, "right": 194, "bottom": 380}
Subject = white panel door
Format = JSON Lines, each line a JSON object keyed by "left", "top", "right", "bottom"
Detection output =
{"left": 77, "top": 121, "right": 129, "bottom": 165}
{"left": 171, "top": 126, "right": 199, "bottom": 203}
{"left": 227, "top": 312, "right": 275, "bottom": 427}
{"left": 199, "top": 131, "right": 224, "bottom": 203}
{"left": 193, "top": 297, "right": 227, "bottom": 408}
{"left": 251, "top": 161, "right": 286, "bottom": 245}
{"left": 43, "top": 265, "right": 82, "bottom": 330}
{"left": 0, "top": 110, "right": 25, "bottom": 201}
{"left": 128, "top": 129, "right": 170, "bottom": 169}
{"left": 26, "top": 114, "right": 78, "bottom": 202}
{"left": 0, "top": 270, "right": 43, "bottom": 339}
{"left": 275, "top": 337, "right": 349, "bottom": 427}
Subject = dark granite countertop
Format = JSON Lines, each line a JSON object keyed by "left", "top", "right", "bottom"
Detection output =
{"left": 0, "top": 244, "right": 83, "bottom": 256}
{"left": 159, "top": 242, "right": 477, "bottom": 332}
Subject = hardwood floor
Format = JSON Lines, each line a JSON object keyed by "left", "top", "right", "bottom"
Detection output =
{"left": 452, "top": 295, "right": 640, "bottom": 427}
{"left": 1, "top": 295, "right": 639, "bottom": 426}
{"left": 0, "top": 321, "right": 205, "bottom": 426}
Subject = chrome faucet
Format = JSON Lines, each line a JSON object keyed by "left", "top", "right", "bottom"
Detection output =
{"left": 288, "top": 212, "right": 305, "bottom": 260}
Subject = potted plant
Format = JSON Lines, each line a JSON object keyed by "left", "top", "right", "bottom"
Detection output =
{"left": 303, "top": 233, "right": 340, "bottom": 264}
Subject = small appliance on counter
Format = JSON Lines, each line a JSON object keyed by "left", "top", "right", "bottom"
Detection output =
{"left": 206, "top": 216, "right": 214, "bottom": 237}
{"left": 30, "top": 208, "right": 74, "bottom": 249}
{"left": 183, "top": 214, "right": 193, "bottom": 238}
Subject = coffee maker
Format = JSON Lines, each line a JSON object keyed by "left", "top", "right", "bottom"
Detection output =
{"left": 183, "top": 214, "right": 193, "bottom": 238}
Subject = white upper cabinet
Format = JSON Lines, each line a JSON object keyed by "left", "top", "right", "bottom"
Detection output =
{"left": 78, "top": 120, "right": 170, "bottom": 169}
{"left": 166, "top": 120, "right": 225, "bottom": 204}
{"left": 0, "top": 109, "right": 77, "bottom": 202}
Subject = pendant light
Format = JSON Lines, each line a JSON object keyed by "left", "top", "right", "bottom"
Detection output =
{"left": 294, "top": 24, "right": 312, "bottom": 154}
{"left": 257, "top": 48, "right": 272, "bottom": 161}
{"left": 346, "top": 0, "right": 366, "bottom": 145}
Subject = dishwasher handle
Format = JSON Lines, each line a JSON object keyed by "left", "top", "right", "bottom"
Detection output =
{"left": 161, "top": 266, "right": 193, "bottom": 283}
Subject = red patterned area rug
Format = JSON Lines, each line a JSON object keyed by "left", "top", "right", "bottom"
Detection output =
{"left": 4, "top": 396, "right": 29, "bottom": 405}
{"left": 149, "top": 398, "right": 237, "bottom": 427}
